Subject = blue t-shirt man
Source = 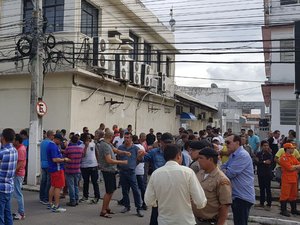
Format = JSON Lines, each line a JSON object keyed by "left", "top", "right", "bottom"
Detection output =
{"left": 40, "top": 138, "right": 51, "bottom": 169}
{"left": 47, "top": 141, "right": 64, "bottom": 173}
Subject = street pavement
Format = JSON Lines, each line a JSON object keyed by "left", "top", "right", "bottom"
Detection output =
{"left": 11, "top": 177, "right": 300, "bottom": 225}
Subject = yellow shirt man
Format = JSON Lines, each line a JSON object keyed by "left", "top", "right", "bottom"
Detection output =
{"left": 275, "top": 148, "right": 300, "bottom": 167}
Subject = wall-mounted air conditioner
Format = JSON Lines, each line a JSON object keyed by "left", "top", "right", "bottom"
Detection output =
{"left": 115, "top": 54, "right": 130, "bottom": 81}
{"left": 129, "top": 61, "right": 141, "bottom": 85}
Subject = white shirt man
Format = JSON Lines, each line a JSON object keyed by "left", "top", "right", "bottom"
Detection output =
{"left": 145, "top": 144, "right": 207, "bottom": 225}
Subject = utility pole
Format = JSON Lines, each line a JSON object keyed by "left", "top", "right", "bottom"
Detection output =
{"left": 28, "top": 0, "right": 43, "bottom": 186}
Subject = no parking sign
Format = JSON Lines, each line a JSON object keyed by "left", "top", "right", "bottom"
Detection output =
{"left": 36, "top": 100, "right": 47, "bottom": 117}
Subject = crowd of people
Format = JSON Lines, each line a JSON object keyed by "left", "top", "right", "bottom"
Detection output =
{"left": 0, "top": 124, "right": 300, "bottom": 225}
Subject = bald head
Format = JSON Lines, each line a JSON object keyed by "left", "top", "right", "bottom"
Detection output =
{"left": 104, "top": 129, "right": 114, "bottom": 139}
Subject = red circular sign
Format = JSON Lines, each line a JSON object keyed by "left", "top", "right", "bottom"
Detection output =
{"left": 36, "top": 100, "right": 47, "bottom": 117}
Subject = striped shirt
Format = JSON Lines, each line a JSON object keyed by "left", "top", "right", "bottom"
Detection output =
{"left": 64, "top": 144, "right": 84, "bottom": 174}
{"left": 0, "top": 143, "right": 18, "bottom": 193}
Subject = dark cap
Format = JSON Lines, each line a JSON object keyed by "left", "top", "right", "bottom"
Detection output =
{"left": 206, "top": 125, "right": 212, "bottom": 130}
{"left": 54, "top": 133, "right": 64, "bottom": 142}
{"left": 199, "top": 147, "right": 219, "bottom": 157}
{"left": 189, "top": 140, "right": 212, "bottom": 150}
{"left": 161, "top": 132, "right": 174, "bottom": 143}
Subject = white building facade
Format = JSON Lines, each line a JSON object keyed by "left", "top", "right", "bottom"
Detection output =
{"left": 0, "top": 0, "right": 178, "bottom": 184}
{"left": 0, "top": 0, "right": 177, "bottom": 134}
{"left": 262, "top": 0, "right": 299, "bottom": 135}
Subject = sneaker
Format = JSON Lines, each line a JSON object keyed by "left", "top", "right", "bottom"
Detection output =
{"left": 120, "top": 207, "right": 130, "bottom": 213}
{"left": 79, "top": 197, "right": 88, "bottom": 203}
{"left": 40, "top": 200, "right": 49, "bottom": 205}
{"left": 66, "top": 202, "right": 76, "bottom": 207}
{"left": 89, "top": 198, "right": 99, "bottom": 204}
{"left": 13, "top": 213, "right": 25, "bottom": 220}
{"left": 47, "top": 203, "right": 54, "bottom": 210}
{"left": 254, "top": 203, "right": 264, "bottom": 208}
{"left": 52, "top": 205, "right": 66, "bottom": 213}
{"left": 142, "top": 203, "right": 148, "bottom": 210}
{"left": 117, "top": 199, "right": 124, "bottom": 206}
{"left": 136, "top": 210, "right": 144, "bottom": 217}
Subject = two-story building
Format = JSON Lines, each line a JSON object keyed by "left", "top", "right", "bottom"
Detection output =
{"left": 262, "top": 0, "right": 300, "bottom": 135}
{"left": 0, "top": 0, "right": 177, "bottom": 134}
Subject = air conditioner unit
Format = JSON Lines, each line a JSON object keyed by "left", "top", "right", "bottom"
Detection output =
{"left": 144, "top": 75, "right": 153, "bottom": 87}
{"left": 115, "top": 54, "right": 130, "bottom": 81}
{"left": 129, "top": 61, "right": 141, "bottom": 85}
{"left": 158, "top": 72, "right": 167, "bottom": 93}
{"left": 93, "top": 37, "right": 109, "bottom": 70}
{"left": 141, "top": 64, "right": 153, "bottom": 87}
{"left": 150, "top": 78, "right": 158, "bottom": 93}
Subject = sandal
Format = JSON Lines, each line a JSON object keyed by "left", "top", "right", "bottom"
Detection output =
{"left": 100, "top": 212, "right": 112, "bottom": 218}
{"left": 106, "top": 209, "right": 115, "bottom": 214}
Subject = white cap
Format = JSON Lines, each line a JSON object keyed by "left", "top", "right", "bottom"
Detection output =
{"left": 74, "top": 131, "right": 81, "bottom": 136}
{"left": 212, "top": 137, "right": 220, "bottom": 143}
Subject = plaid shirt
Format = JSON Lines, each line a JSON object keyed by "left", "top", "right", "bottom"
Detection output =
{"left": 0, "top": 143, "right": 18, "bottom": 193}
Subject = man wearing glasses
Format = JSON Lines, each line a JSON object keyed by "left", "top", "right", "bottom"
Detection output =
{"left": 221, "top": 134, "right": 255, "bottom": 225}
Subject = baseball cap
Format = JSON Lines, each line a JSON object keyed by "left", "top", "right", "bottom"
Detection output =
{"left": 189, "top": 140, "right": 212, "bottom": 150}
{"left": 283, "top": 143, "right": 295, "bottom": 149}
{"left": 74, "top": 131, "right": 81, "bottom": 136}
{"left": 212, "top": 137, "right": 220, "bottom": 143}
{"left": 199, "top": 147, "right": 219, "bottom": 156}
{"left": 54, "top": 133, "right": 64, "bottom": 142}
{"left": 161, "top": 132, "right": 174, "bottom": 143}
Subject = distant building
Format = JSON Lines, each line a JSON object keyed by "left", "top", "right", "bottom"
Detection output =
{"left": 175, "top": 85, "right": 242, "bottom": 134}
{"left": 262, "top": 0, "right": 299, "bottom": 135}
{"left": 174, "top": 91, "right": 218, "bottom": 132}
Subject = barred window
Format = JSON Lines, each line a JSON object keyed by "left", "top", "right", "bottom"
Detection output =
{"left": 280, "top": 100, "right": 299, "bottom": 125}
{"left": 280, "top": 40, "right": 294, "bottom": 62}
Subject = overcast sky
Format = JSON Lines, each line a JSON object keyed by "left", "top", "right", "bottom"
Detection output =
{"left": 144, "top": 0, "right": 265, "bottom": 101}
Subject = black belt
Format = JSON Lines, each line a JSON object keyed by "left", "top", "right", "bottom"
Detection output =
{"left": 197, "top": 218, "right": 217, "bottom": 223}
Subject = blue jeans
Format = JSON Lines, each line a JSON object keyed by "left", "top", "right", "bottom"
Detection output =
{"left": 136, "top": 175, "right": 145, "bottom": 204}
{"left": 39, "top": 168, "right": 51, "bottom": 202}
{"left": 13, "top": 176, "right": 25, "bottom": 215}
{"left": 0, "top": 192, "right": 13, "bottom": 225}
{"left": 66, "top": 173, "right": 81, "bottom": 203}
{"left": 120, "top": 170, "right": 142, "bottom": 210}
{"left": 232, "top": 198, "right": 253, "bottom": 225}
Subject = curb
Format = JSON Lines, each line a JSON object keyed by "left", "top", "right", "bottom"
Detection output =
{"left": 228, "top": 213, "right": 300, "bottom": 225}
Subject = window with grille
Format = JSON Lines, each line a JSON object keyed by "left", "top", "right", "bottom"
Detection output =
{"left": 129, "top": 32, "right": 139, "bottom": 61}
{"left": 281, "top": 0, "right": 298, "bottom": 5}
{"left": 280, "top": 100, "right": 300, "bottom": 125}
{"left": 280, "top": 40, "right": 294, "bottom": 62}
{"left": 81, "top": 0, "right": 99, "bottom": 37}
{"left": 144, "top": 42, "right": 152, "bottom": 65}
{"left": 23, "top": 0, "right": 64, "bottom": 33}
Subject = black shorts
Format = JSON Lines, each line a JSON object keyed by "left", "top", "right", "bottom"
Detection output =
{"left": 102, "top": 171, "right": 117, "bottom": 194}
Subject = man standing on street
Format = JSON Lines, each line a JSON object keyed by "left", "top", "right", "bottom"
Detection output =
{"left": 97, "top": 130, "right": 128, "bottom": 218}
{"left": 143, "top": 132, "right": 173, "bottom": 225}
{"left": 118, "top": 132, "right": 145, "bottom": 217}
{"left": 146, "top": 128, "right": 156, "bottom": 147}
{"left": 145, "top": 144, "right": 207, "bottom": 225}
{"left": 247, "top": 129, "right": 260, "bottom": 154}
{"left": 254, "top": 140, "right": 273, "bottom": 209}
{"left": 12, "top": 134, "right": 27, "bottom": 220}
{"left": 64, "top": 135, "right": 84, "bottom": 207}
{"left": 39, "top": 130, "right": 54, "bottom": 204}
{"left": 279, "top": 143, "right": 300, "bottom": 217}
{"left": 47, "top": 133, "right": 71, "bottom": 212}
{"left": 221, "top": 134, "right": 255, "bottom": 225}
{"left": 194, "top": 147, "right": 232, "bottom": 225}
{"left": 0, "top": 128, "right": 18, "bottom": 225}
